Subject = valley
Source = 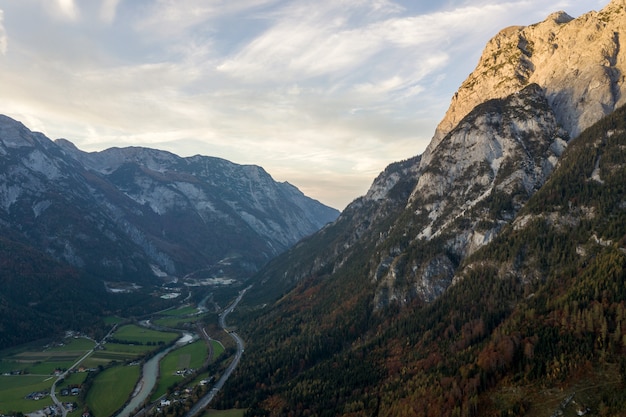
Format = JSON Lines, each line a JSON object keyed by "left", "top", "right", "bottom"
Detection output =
{"left": 3, "top": 0, "right": 626, "bottom": 416}
{"left": 0, "top": 285, "right": 247, "bottom": 417}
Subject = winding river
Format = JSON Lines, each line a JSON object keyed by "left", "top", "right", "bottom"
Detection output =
{"left": 116, "top": 333, "right": 194, "bottom": 417}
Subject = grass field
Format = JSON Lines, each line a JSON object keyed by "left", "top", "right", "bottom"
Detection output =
{"left": 161, "top": 305, "right": 198, "bottom": 316}
{"left": 0, "top": 337, "right": 98, "bottom": 414}
{"left": 211, "top": 340, "right": 225, "bottom": 358}
{"left": 0, "top": 337, "right": 95, "bottom": 375}
{"left": 153, "top": 314, "right": 208, "bottom": 328}
{"left": 28, "top": 360, "right": 77, "bottom": 375}
{"left": 0, "top": 375, "right": 55, "bottom": 414}
{"left": 103, "top": 342, "right": 159, "bottom": 354}
{"left": 0, "top": 360, "right": 21, "bottom": 374}
{"left": 59, "top": 371, "right": 88, "bottom": 387}
{"left": 85, "top": 364, "right": 141, "bottom": 417}
{"left": 49, "top": 337, "right": 95, "bottom": 352}
{"left": 113, "top": 324, "right": 178, "bottom": 345}
{"left": 81, "top": 341, "right": 159, "bottom": 368}
{"left": 150, "top": 340, "right": 209, "bottom": 400}
{"left": 68, "top": 327, "right": 179, "bottom": 370}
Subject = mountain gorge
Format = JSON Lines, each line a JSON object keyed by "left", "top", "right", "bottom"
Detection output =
{"left": 222, "top": 1, "right": 626, "bottom": 415}
{"left": 0, "top": 115, "right": 338, "bottom": 347}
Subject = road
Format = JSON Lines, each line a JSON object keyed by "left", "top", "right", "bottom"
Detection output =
{"left": 185, "top": 286, "right": 250, "bottom": 417}
{"left": 50, "top": 325, "right": 118, "bottom": 417}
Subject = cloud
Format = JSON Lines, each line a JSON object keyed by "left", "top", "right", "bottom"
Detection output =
{"left": 0, "top": 10, "right": 7, "bottom": 55}
{"left": 0, "top": 0, "right": 606, "bottom": 209}
{"left": 135, "top": 0, "right": 279, "bottom": 38}
{"left": 214, "top": 2, "right": 529, "bottom": 88}
{"left": 57, "top": 0, "right": 79, "bottom": 20}
{"left": 215, "top": 2, "right": 393, "bottom": 82}
{"left": 100, "top": 0, "right": 121, "bottom": 24}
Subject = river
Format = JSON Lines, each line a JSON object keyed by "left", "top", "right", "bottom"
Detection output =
{"left": 116, "top": 333, "right": 193, "bottom": 417}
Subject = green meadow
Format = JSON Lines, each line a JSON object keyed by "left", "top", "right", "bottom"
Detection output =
{"left": 0, "top": 337, "right": 98, "bottom": 414}
{"left": 0, "top": 337, "right": 94, "bottom": 375}
{"left": 150, "top": 340, "right": 209, "bottom": 400}
{"left": 210, "top": 340, "right": 225, "bottom": 358}
{"left": 85, "top": 364, "right": 141, "bottom": 417}
{"left": 112, "top": 324, "right": 179, "bottom": 345}
{"left": 153, "top": 313, "right": 209, "bottom": 329}
{"left": 0, "top": 307, "right": 220, "bottom": 415}
{"left": 161, "top": 305, "right": 198, "bottom": 316}
{"left": 0, "top": 375, "right": 55, "bottom": 414}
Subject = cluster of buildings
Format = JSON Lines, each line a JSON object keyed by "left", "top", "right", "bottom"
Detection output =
{"left": 24, "top": 402, "right": 77, "bottom": 417}
{"left": 24, "top": 391, "right": 49, "bottom": 401}
{"left": 154, "top": 378, "right": 214, "bottom": 415}
{"left": 59, "top": 387, "right": 81, "bottom": 396}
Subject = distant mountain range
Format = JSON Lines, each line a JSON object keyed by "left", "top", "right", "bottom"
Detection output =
{"left": 221, "top": 1, "right": 626, "bottom": 415}
{"left": 0, "top": 114, "right": 338, "bottom": 347}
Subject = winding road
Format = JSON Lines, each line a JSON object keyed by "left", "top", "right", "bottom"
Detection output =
{"left": 185, "top": 286, "right": 250, "bottom": 417}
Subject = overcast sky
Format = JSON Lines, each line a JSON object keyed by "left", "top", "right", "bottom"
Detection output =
{"left": 0, "top": 0, "right": 608, "bottom": 209}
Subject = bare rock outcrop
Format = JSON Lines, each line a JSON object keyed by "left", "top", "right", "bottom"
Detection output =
{"left": 422, "top": 0, "right": 626, "bottom": 167}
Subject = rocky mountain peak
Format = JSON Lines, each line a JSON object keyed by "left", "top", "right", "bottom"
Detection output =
{"left": 545, "top": 11, "right": 574, "bottom": 24}
{"left": 421, "top": 0, "right": 626, "bottom": 167}
{"left": 0, "top": 115, "right": 40, "bottom": 149}
{"left": 0, "top": 115, "right": 339, "bottom": 286}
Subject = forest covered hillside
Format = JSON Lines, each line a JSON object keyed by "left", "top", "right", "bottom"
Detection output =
{"left": 219, "top": 1, "right": 626, "bottom": 415}
{"left": 223, "top": 87, "right": 626, "bottom": 417}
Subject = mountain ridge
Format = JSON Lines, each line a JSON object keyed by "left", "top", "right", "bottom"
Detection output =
{"left": 0, "top": 114, "right": 338, "bottom": 348}
{"left": 424, "top": 0, "right": 626, "bottom": 167}
{"left": 224, "top": 1, "right": 626, "bottom": 415}
{"left": 263, "top": 0, "right": 626, "bottom": 310}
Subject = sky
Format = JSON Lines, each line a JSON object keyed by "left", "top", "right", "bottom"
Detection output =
{"left": 0, "top": 0, "right": 609, "bottom": 210}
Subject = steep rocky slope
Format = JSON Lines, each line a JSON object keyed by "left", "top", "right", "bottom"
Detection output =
{"left": 249, "top": 0, "right": 624, "bottom": 311}
{"left": 426, "top": 0, "right": 626, "bottom": 164}
{"left": 251, "top": 84, "right": 570, "bottom": 309}
{"left": 0, "top": 114, "right": 338, "bottom": 285}
{"left": 226, "top": 1, "right": 626, "bottom": 415}
{"left": 229, "top": 105, "right": 626, "bottom": 416}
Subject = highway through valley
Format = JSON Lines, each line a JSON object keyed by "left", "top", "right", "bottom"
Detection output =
{"left": 185, "top": 286, "right": 250, "bottom": 417}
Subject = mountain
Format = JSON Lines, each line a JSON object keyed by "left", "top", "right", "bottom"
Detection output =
{"left": 54, "top": 136, "right": 339, "bottom": 280}
{"left": 0, "top": 114, "right": 338, "bottom": 347}
{"left": 428, "top": 0, "right": 626, "bottom": 159}
{"left": 222, "top": 1, "right": 626, "bottom": 415}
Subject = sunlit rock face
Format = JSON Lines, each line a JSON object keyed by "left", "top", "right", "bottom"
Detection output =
{"left": 369, "top": 0, "right": 626, "bottom": 308}
{"left": 423, "top": 0, "right": 626, "bottom": 167}
{"left": 372, "top": 84, "right": 568, "bottom": 308}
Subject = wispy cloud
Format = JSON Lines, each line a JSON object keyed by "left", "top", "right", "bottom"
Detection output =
{"left": 135, "top": 0, "right": 279, "bottom": 38}
{"left": 0, "top": 0, "right": 607, "bottom": 209}
{"left": 215, "top": 1, "right": 399, "bottom": 82}
{"left": 0, "top": 10, "right": 7, "bottom": 55}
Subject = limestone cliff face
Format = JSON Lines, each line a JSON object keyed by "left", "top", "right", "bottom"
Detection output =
{"left": 251, "top": 1, "right": 626, "bottom": 310}
{"left": 423, "top": 0, "right": 626, "bottom": 166}
{"left": 372, "top": 84, "right": 568, "bottom": 308}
